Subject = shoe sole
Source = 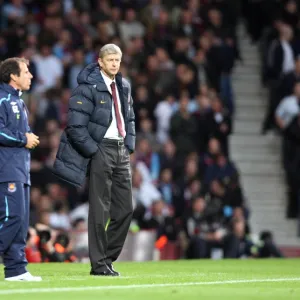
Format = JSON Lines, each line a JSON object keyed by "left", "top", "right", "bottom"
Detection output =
{"left": 5, "top": 278, "right": 42, "bottom": 282}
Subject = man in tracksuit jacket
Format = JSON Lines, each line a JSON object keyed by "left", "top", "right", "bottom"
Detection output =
{"left": 0, "top": 58, "right": 41, "bottom": 281}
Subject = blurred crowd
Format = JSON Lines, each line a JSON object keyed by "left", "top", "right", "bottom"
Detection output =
{"left": 253, "top": 0, "right": 300, "bottom": 223}
{"left": 0, "top": 0, "right": 284, "bottom": 261}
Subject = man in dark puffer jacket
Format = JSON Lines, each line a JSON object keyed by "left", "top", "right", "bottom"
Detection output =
{"left": 53, "top": 44, "right": 135, "bottom": 276}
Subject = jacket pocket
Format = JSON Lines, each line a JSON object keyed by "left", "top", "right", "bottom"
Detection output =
{"left": 60, "top": 141, "right": 89, "bottom": 171}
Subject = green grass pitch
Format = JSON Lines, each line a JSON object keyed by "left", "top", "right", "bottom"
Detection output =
{"left": 1, "top": 259, "right": 300, "bottom": 299}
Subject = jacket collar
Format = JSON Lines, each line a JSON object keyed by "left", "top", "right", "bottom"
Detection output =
{"left": 96, "top": 72, "right": 123, "bottom": 92}
{"left": 97, "top": 72, "right": 127, "bottom": 119}
{"left": 0, "top": 83, "right": 19, "bottom": 96}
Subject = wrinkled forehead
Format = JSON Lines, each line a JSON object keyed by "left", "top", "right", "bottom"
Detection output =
{"left": 101, "top": 53, "right": 122, "bottom": 60}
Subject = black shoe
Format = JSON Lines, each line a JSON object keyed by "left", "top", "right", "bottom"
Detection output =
{"left": 107, "top": 264, "right": 120, "bottom": 276}
{"left": 90, "top": 265, "right": 117, "bottom": 276}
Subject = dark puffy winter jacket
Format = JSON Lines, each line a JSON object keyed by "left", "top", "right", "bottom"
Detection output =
{"left": 52, "top": 63, "right": 135, "bottom": 187}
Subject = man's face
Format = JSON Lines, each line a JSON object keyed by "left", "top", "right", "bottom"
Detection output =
{"left": 13, "top": 62, "right": 33, "bottom": 91}
{"left": 98, "top": 53, "right": 121, "bottom": 79}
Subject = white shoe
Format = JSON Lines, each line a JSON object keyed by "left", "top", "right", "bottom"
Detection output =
{"left": 5, "top": 272, "right": 42, "bottom": 282}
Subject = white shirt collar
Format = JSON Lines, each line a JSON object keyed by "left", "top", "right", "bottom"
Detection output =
{"left": 14, "top": 88, "right": 22, "bottom": 97}
{"left": 100, "top": 70, "right": 115, "bottom": 88}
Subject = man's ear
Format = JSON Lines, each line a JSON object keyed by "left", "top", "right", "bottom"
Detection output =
{"left": 10, "top": 74, "right": 17, "bottom": 82}
{"left": 98, "top": 58, "right": 103, "bottom": 68}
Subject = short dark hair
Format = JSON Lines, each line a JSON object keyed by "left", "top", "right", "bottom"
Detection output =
{"left": 0, "top": 57, "right": 29, "bottom": 84}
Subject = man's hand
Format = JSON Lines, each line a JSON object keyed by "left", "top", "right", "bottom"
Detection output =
{"left": 25, "top": 133, "right": 40, "bottom": 149}
{"left": 213, "top": 230, "right": 224, "bottom": 242}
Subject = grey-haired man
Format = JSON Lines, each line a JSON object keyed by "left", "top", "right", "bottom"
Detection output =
{"left": 54, "top": 44, "right": 135, "bottom": 276}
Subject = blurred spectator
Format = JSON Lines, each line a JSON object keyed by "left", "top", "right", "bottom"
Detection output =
{"left": 25, "top": 227, "right": 42, "bottom": 263}
{"left": 137, "top": 118, "right": 157, "bottom": 149}
{"left": 184, "top": 196, "right": 239, "bottom": 259}
{"left": 141, "top": 0, "right": 165, "bottom": 29}
{"left": 154, "top": 94, "right": 176, "bottom": 144}
{"left": 210, "top": 96, "right": 232, "bottom": 156}
{"left": 132, "top": 167, "right": 161, "bottom": 210}
{"left": 0, "top": 0, "right": 269, "bottom": 260}
{"left": 70, "top": 202, "right": 89, "bottom": 223}
{"left": 49, "top": 201, "right": 71, "bottom": 231}
{"left": 141, "top": 199, "right": 172, "bottom": 229}
{"left": 158, "top": 168, "right": 174, "bottom": 206}
{"left": 134, "top": 84, "right": 153, "bottom": 131}
{"left": 135, "top": 137, "right": 160, "bottom": 182}
{"left": 199, "top": 137, "right": 222, "bottom": 177}
{"left": 204, "top": 153, "right": 238, "bottom": 187}
{"left": 170, "top": 92, "right": 197, "bottom": 157}
{"left": 119, "top": 8, "right": 145, "bottom": 44}
{"left": 280, "top": 56, "right": 300, "bottom": 99}
{"left": 71, "top": 218, "right": 89, "bottom": 261}
{"left": 2, "top": 0, "right": 27, "bottom": 27}
{"left": 256, "top": 1, "right": 300, "bottom": 223}
{"left": 262, "top": 23, "right": 295, "bottom": 133}
{"left": 275, "top": 82, "right": 300, "bottom": 131}
{"left": 159, "top": 139, "right": 177, "bottom": 172}
{"left": 33, "top": 44, "right": 63, "bottom": 94}
{"left": 173, "top": 157, "right": 200, "bottom": 217}
{"left": 68, "top": 49, "right": 85, "bottom": 90}
{"left": 276, "top": 82, "right": 300, "bottom": 218}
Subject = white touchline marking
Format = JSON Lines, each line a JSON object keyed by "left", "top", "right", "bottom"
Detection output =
{"left": 34, "top": 273, "right": 229, "bottom": 281}
{"left": 0, "top": 278, "right": 300, "bottom": 294}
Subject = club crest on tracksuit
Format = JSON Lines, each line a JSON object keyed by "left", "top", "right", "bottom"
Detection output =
{"left": 8, "top": 183, "right": 16, "bottom": 193}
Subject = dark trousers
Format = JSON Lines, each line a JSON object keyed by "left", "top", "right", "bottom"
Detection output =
{"left": 0, "top": 182, "right": 29, "bottom": 278}
{"left": 282, "top": 137, "right": 299, "bottom": 218}
{"left": 88, "top": 139, "right": 133, "bottom": 273}
{"left": 220, "top": 74, "right": 234, "bottom": 115}
{"left": 187, "top": 234, "right": 240, "bottom": 259}
{"left": 262, "top": 80, "right": 281, "bottom": 132}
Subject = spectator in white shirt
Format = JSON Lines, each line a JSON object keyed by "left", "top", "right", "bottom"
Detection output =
{"left": 33, "top": 44, "right": 63, "bottom": 94}
{"left": 154, "top": 94, "right": 177, "bottom": 144}
{"left": 119, "top": 8, "right": 145, "bottom": 44}
{"left": 275, "top": 82, "right": 300, "bottom": 129}
{"left": 132, "top": 168, "right": 162, "bottom": 209}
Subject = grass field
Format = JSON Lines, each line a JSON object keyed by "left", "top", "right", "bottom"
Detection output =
{"left": 1, "top": 259, "right": 300, "bottom": 299}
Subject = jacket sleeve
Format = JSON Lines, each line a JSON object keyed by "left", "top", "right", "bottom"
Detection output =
{"left": 273, "top": 43, "right": 284, "bottom": 79}
{"left": 126, "top": 95, "right": 136, "bottom": 153}
{"left": 128, "top": 95, "right": 135, "bottom": 132}
{"left": 0, "top": 102, "right": 27, "bottom": 147}
{"left": 66, "top": 85, "right": 99, "bottom": 158}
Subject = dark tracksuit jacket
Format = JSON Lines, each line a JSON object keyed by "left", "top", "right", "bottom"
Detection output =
{"left": 0, "top": 83, "right": 31, "bottom": 278}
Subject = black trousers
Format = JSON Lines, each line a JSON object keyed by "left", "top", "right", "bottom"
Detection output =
{"left": 187, "top": 234, "right": 240, "bottom": 259}
{"left": 0, "top": 182, "right": 29, "bottom": 278}
{"left": 262, "top": 79, "right": 281, "bottom": 132}
{"left": 88, "top": 139, "right": 133, "bottom": 273}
